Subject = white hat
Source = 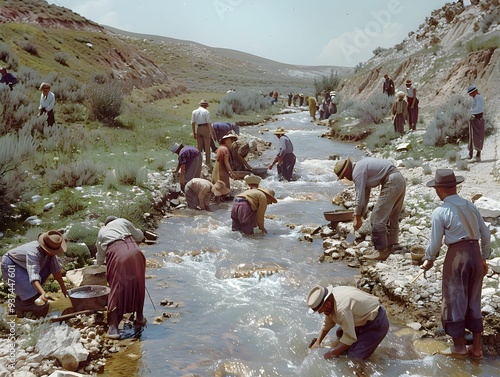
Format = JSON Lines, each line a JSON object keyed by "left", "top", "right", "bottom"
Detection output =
{"left": 244, "top": 174, "right": 261, "bottom": 186}
{"left": 306, "top": 284, "right": 333, "bottom": 314}
{"left": 212, "top": 180, "right": 230, "bottom": 196}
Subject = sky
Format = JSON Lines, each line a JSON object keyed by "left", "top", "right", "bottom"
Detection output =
{"left": 46, "top": 0, "right": 462, "bottom": 67}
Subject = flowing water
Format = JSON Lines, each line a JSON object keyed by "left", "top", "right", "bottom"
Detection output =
{"left": 103, "top": 110, "right": 500, "bottom": 376}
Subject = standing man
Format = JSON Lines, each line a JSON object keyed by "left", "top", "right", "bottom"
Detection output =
{"left": 171, "top": 142, "right": 202, "bottom": 191}
{"left": 231, "top": 187, "right": 277, "bottom": 235}
{"left": 467, "top": 84, "right": 485, "bottom": 163}
{"left": 306, "top": 284, "right": 389, "bottom": 360}
{"left": 382, "top": 74, "right": 395, "bottom": 96}
{"left": 422, "top": 169, "right": 490, "bottom": 360}
{"left": 38, "top": 82, "right": 56, "bottom": 126}
{"left": 191, "top": 99, "right": 215, "bottom": 168}
{"left": 391, "top": 91, "right": 408, "bottom": 135}
{"left": 96, "top": 216, "right": 147, "bottom": 339}
{"left": 334, "top": 156, "right": 406, "bottom": 260}
{"left": 307, "top": 95, "right": 317, "bottom": 121}
{"left": 268, "top": 127, "right": 296, "bottom": 182}
{"left": 405, "top": 79, "right": 418, "bottom": 131}
{"left": 0, "top": 67, "right": 17, "bottom": 90}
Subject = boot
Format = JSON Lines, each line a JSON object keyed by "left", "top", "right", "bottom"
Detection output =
{"left": 364, "top": 248, "right": 391, "bottom": 261}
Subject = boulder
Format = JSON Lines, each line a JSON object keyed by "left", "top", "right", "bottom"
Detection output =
{"left": 474, "top": 197, "right": 500, "bottom": 218}
{"left": 65, "top": 265, "right": 107, "bottom": 287}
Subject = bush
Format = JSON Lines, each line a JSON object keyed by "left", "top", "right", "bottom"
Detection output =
{"left": 58, "top": 188, "right": 88, "bottom": 216}
{"left": 465, "top": 35, "right": 500, "bottom": 53}
{"left": 86, "top": 80, "right": 123, "bottom": 121}
{"left": 216, "top": 89, "right": 272, "bottom": 117}
{"left": 351, "top": 92, "right": 393, "bottom": 124}
{"left": 0, "top": 42, "right": 18, "bottom": 71}
{"left": 54, "top": 51, "right": 69, "bottom": 66}
{"left": 0, "top": 85, "right": 37, "bottom": 134}
{"left": 46, "top": 160, "right": 102, "bottom": 192}
{"left": 19, "top": 41, "right": 39, "bottom": 56}
{"left": 115, "top": 162, "right": 148, "bottom": 187}
{"left": 65, "top": 242, "right": 91, "bottom": 268}
{"left": 313, "top": 69, "right": 340, "bottom": 97}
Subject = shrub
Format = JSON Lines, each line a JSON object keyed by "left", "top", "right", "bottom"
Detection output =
{"left": 19, "top": 41, "right": 39, "bottom": 56}
{"left": 58, "top": 188, "right": 88, "bottom": 216}
{"left": 0, "top": 43, "right": 18, "bottom": 71}
{"left": 86, "top": 80, "right": 123, "bottom": 121}
{"left": 54, "top": 51, "right": 69, "bottom": 66}
{"left": 46, "top": 160, "right": 102, "bottom": 192}
{"left": 216, "top": 89, "right": 272, "bottom": 117}
{"left": 0, "top": 85, "right": 37, "bottom": 134}
{"left": 65, "top": 242, "right": 91, "bottom": 268}
{"left": 351, "top": 92, "right": 393, "bottom": 124}
{"left": 466, "top": 35, "right": 500, "bottom": 53}
{"left": 372, "top": 46, "right": 388, "bottom": 56}
{"left": 313, "top": 69, "right": 340, "bottom": 97}
{"left": 115, "top": 162, "right": 148, "bottom": 187}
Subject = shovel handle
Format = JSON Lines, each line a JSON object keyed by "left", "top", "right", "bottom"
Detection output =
{"left": 411, "top": 269, "right": 425, "bottom": 284}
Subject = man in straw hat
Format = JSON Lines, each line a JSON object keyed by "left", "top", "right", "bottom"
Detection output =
{"left": 191, "top": 99, "right": 215, "bottom": 168}
{"left": 391, "top": 91, "right": 408, "bottom": 135}
{"left": 212, "top": 131, "right": 239, "bottom": 195}
{"left": 171, "top": 142, "right": 202, "bottom": 190}
{"left": 268, "top": 127, "right": 296, "bottom": 181}
{"left": 96, "top": 216, "right": 147, "bottom": 339}
{"left": 306, "top": 284, "right": 389, "bottom": 360}
{"left": 231, "top": 186, "right": 277, "bottom": 235}
{"left": 334, "top": 156, "right": 406, "bottom": 260}
{"left": 244, "top": 174, "right": 261, "bottom": 189}
{"left": 421, "top": 169, "right": 490, "bottom": 359}
{"left": 1, "top": 230, "right": 68, "bottom": 318}
{"left": 184, "top": 178, "right": 229, "bottom": 211}
{"left": 230, "top": 137, "right": 258, "bottom": 172}
{"left": 466, "top": 84, "right": 485, "bottom": 163}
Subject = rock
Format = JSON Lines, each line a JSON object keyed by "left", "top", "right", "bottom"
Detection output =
{"left": 487, "top": 258, "right": 500, "bottom": 273}
{"left": 24, "top": 215, "right": 41, "bottom": 225}
{"left": 396, "top": 142, "right": 411, "bottom": 151}
{"left": 407, "top": 322, "right": 423, "bottom": 331}
{"left": 43, "top": 202, "right": 55, "bottom": 211}
{"left": 65, "top": 265, "right": 107, "bottom": 287}
{"left": 474, "top": 197, "right": 500, "bottom": 218}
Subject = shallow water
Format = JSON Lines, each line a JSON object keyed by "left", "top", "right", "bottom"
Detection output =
{"left": 102, "top": 110, "right": 500, "bottom": 376}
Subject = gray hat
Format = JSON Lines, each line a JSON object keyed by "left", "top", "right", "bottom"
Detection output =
{"left": 170, "top": 143, "right": 182, "bottom": 153}
{"left": 467, "top": 84, "right": 478, "bottom": 94}
{"left": 426, "top": 169, "right": 464, "bottom": 188}
{"left": 306, "top": 284, "right": 333, "bottom": 314}
{"left": 104, "top": 216, "right": 117, "bottom": 225}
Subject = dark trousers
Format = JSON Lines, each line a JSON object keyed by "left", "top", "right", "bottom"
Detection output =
{"left": 277, "top": 153, "right": 296, "bottom": 181}
{"left": 349, "top": 306, "right": 389, "bottom": 360}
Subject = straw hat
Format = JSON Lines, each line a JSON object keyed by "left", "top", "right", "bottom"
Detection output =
{"left": 334, "top": 157, "right": 351, "bottom": 179}
{"left": 426, "top": 169, "right": 464, "bottom": 188}
{"left": 406, "top": 79, "right": 412, "bottom": 85}
{"left": 306, "top": 284, "right": 333, "bottom": 314}
{"left": 273, "top": 127, "right": 287, "bottom": 135}
{"left": 37, "top": 230, "right": 67, "bottom": 256}
{"left": 221, "top": 130, "right": 238, "bottom": 141}
{"left": 244, "top": 174, "right": 261, "bottom": 186}
{"left": 258, "top": 188, "right": 277, "bottom": 203}
{"left": 212, "top": 180, "right": 230, "bottom": 196}
{"left": 199, "top": 99, "right": 209, "bottom": 106}
{"left": 396, "top": 91, "right": 405, "bottom": 99}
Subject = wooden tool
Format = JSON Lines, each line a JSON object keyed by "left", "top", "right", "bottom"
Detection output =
{"left": 411, "top": 269, "right": 425, "bottom": 284}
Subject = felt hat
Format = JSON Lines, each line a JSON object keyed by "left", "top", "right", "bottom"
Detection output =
{"left": 37, "top": 230, "right": 67, "bottom": 256}
{"left": 258, "top": 188, "right": 277, "bottom": 203}
{"left": 334, "top": 157, "right": 351, "bottom": 179}
{"left": 104, "top": 216, "right": 118, "bottom": 225}
{"left": 170, "top": 143, "right": 182, "bottom": 154}
{"left": 212, "top": 180, "right": 230, "bottom": 196}
{"left": 273, "top": 127, "right": 287, "bottom": 135}
{"left": 426, "top": 169, "right": 464, "bottom": 188}
{"left": 467, "top": 84, "right": 477, "bottom": 94}
{"left": 199, "top": 99, "right": 209, "bottom": 106}
{"left": 244, "top": 174, "right": 261, "bottom": 186}
{"left": 306, "top": 284, "right": 333, "bottom": 314}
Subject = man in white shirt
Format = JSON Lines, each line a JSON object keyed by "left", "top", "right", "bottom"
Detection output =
{"left": 191, "top": 99, "right": 215, "bottom": 168}
{"left": 467, "top": 85, "right": 485, "bottom": 162}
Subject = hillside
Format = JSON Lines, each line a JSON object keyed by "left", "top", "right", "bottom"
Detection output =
{"left": 339, "top": 0, "right": 500, "bottom": 117}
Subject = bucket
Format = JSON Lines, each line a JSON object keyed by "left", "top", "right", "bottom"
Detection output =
{"left": 68, "top": 285, "right": 110, "bottom": 312}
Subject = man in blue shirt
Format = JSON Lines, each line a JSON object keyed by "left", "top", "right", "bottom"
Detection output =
{"left": 0, "top": 67, "right": 17, "bottom": 90}
{"left": 467, "top": 84, "right": 485, "bottom": 163}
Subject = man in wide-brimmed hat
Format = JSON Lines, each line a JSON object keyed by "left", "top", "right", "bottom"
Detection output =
{"left": 334, "top": 156, "right": 406, "bottom": 260}
{"left": 306, "top": 284, "right": 389, "bottom": 360}
{"left": 191, "top": 99, "right": 215, "bottom": 168}
{"left": 466, "top": 84, "right": 485, "bottom": 162}
{"left": 184, "top": 178, "right": 229, "bottom": 211}
{"left": 212, "top": 131, "right": 239, "bottom": 194}
{"left": 1, "top": 230, "right": 68, "bottom": 318}
{"left": 231, "top": 186, "right": 277, "bottom": 235}
{"left": 422, "top": 169, "right": 490, "bottom": 360}
{"left": 171, "top": 142, "right": 202, "bottom": 190}
{"left": 268, "top": 127, "right": 296, "bottom": 181}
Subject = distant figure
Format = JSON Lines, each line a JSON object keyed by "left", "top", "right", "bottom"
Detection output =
{"left": 231, "top": 187, "right": 277, "bottom": 235}
{"left": 391, "top": 91, "right": 408, "bottom": 135}
{"left": 96, "top": 217, "right": 146, "bottom": 339}
{"left": 191, "top": 99, "right": 215, "bottom": 168}
{"left": 0, "top": 67, "right": 17, "bottom": 90}
{"left": 268, "top": 127, "right": 296, "bottom": 182}
{"left": 329, "top": 91, "right": 338, "bottom": 114}
{"left": 382, "top": 74, "right": 395, "bottom": 96}
{"left": 293, "top": 94, "right": 299, "bottom": 106}
{"left": 184, "top": 178, "right": 229, "bottom": 211}
{"left": 467, "top": 84, "right": 484, "bottom": 163}
{"left": 170, "top": 143, "right": 202, "bottom": 191}
{"left": 211, "top": 122, "right": 240, "bottom": 152}
{"left": 405, "top": 80, "right": 418, "bottom": 130}
{"left": 287, "top": 92, "right": 293, "bottom": 106}
{"left": 271, "top": 90, "right": 279, "bottom": 104}
{"left": 38, "top": 82, "right": 56, "bottom": 126}
{"left": 307, "top": 95, "right": 317, "bottom": 121}
{"left": 299, "top": 93, "right": 305, "bottom": 106}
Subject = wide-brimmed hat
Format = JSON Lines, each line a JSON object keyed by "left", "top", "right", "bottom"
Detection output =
{"left": 258, "top": 188, "right": 277, "bottom": 203}
{"left": 330, "top": 91, "right": 336, "bottom": 96}
{"left": 221, "top": 130, "right": 238, "bottom": 141}
{"left": 467, "top": 84, "right": 477, "bottom": 94}
{"left": 170, "top": 143, "right": 182, "bottom": 154}
{"left": 273, "top": 127, "right": 287, "bottom": 135}
{"left": 334, "top": 156, "right": 351, "bottom": 179}
{"left": 104, "top": 216, "right": 118, "bottom": 225}
{"left": 397, "top": 91, "right": 405, "bottom": 99}
{"left": 212, "top": 180, "right": 230, "bottom": 196}
{"left": 37, "top": 230, "right": 67, "bottom": 256}
{"left": 306, "top": 284, "right": 333, "bottom": 314}
{"left": 199, "top": 99, "right": 209, "bottom": 106}
{"left": 406, "top": 79, "right": 412, "bottom": 85}
{"left": 426, "top": 169, "right": 464, "bottom": 188}
{"left": 244, "top": 174, "right": 261, "bottom": 186}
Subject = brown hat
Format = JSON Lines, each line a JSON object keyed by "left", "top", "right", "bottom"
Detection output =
{"left": 406, "top": 79, "right": 412, "bottom": 85}
{"left": 334, "top": 157, "right": 351, "bottom": 179}
{"left": 37, "top": 230, "right": 67, "bottom": 256}
{"left": 199, "top": 99, "right": 209, "bottom": 106}
{"left": 212, "top": 180, "right": 230, "bottom": 196}
{"left": 426, "top": 169, "right": 464, "bottom": 188}
{"left": 306, "top": 284, "right": 333, "bottom": 314}
{"left": 273, "top": 127, "right": 287, "bottom": 135}
{"left": 258, "top": 188, "right": 277, "bottom": 203}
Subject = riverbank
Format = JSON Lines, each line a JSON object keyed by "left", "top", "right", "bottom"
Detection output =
{"left": 317, "top": 125, "right": 500, "bottom": 355}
